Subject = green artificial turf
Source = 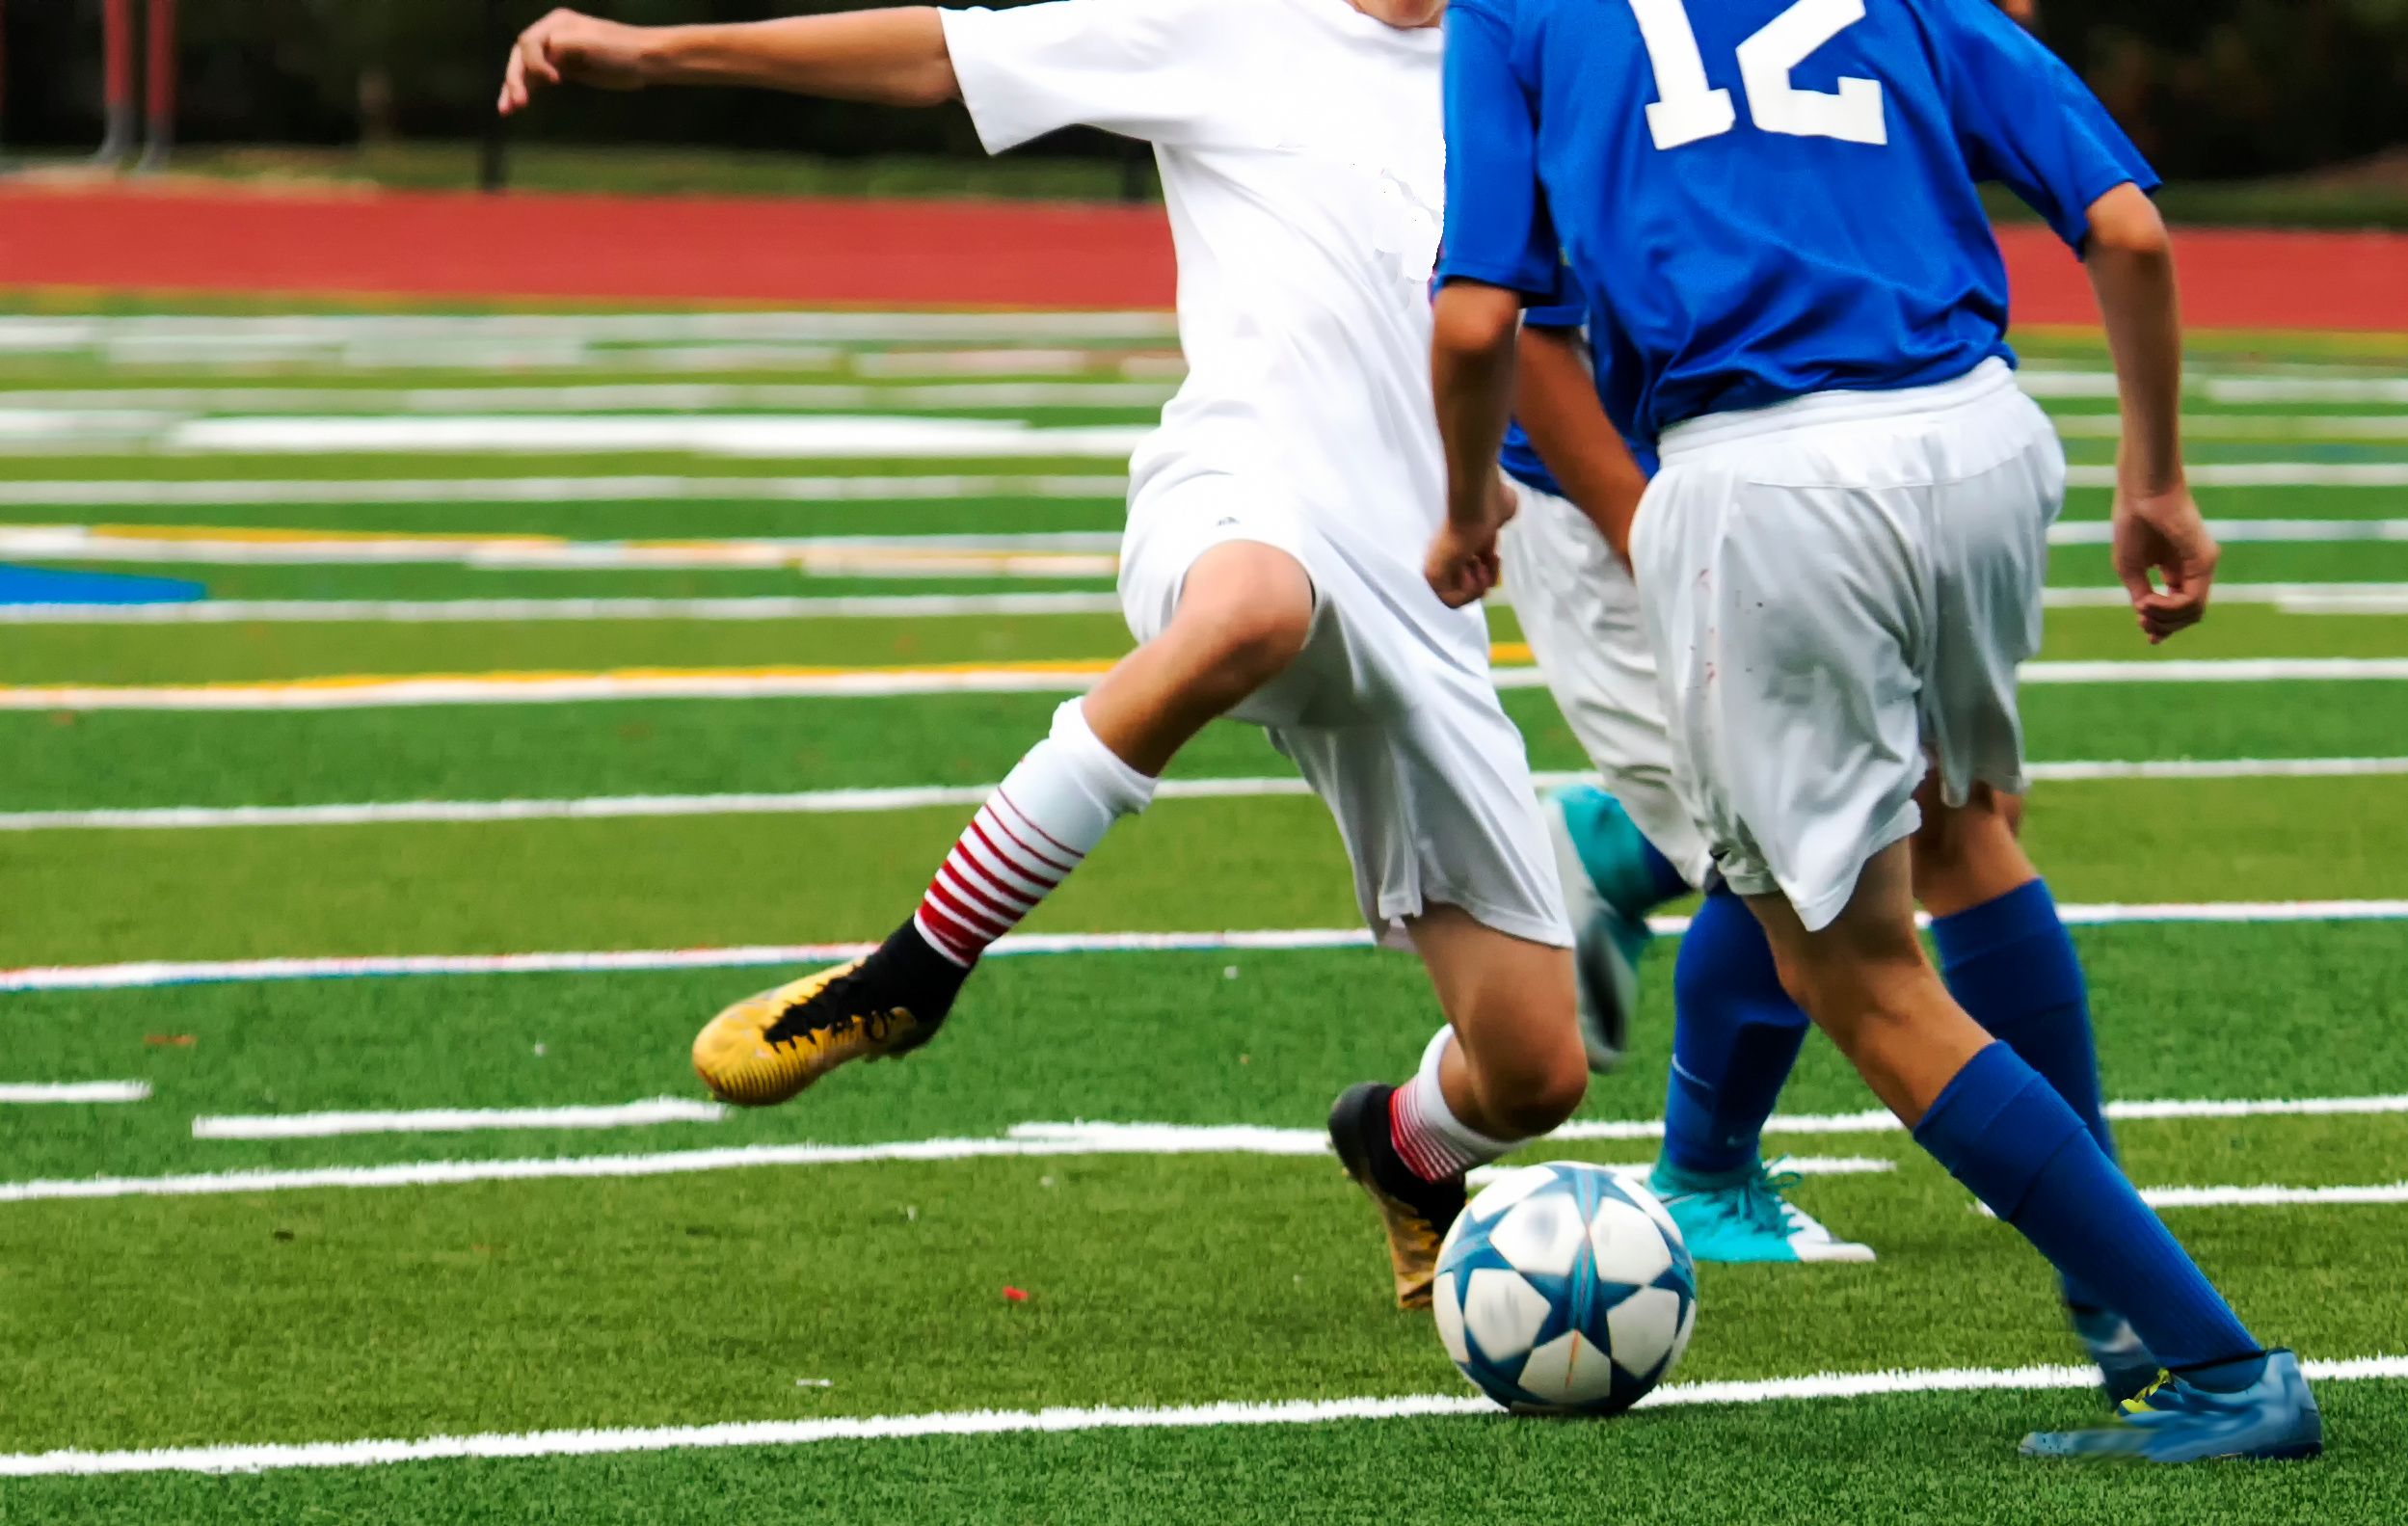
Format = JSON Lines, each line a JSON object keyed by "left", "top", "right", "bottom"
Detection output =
{"left": 0, "top": 682, "right": 2401, "bottom": 814}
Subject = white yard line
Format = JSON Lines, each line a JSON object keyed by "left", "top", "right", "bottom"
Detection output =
{"left": 4, "top": 1355, "right": 2400, "bottom": 1478}
{"left": 5, "top": 583, "right": 2402, "bottom": 626}
{"left": 2055, "top": 414, "right": 2408, "bottom": 441}
{"left": 4, "top": 656, "right": 2402, "bottom": 713}
{"left": 0, "top": 382, "right": 1176, "bottom": 414}
{"left": 4, "top": 758, "right": 2397, "bottom": 834}
{"left": 2048, "top": 517, "right": 2408, "bottom": 545}
{"left": 2064, "top": 463, "right": 2408, "bottom": 489}
{"left": 191, "top": 1098, "right": 728, "bottom": 1140}
{"left": 0, "top": 1082, "right": 149, "bottom": 1105}
{"left": 0, "top": 594, "right": 1126, "bottom": 627}
{"left": 5, "top": 904, "right": 2405, "bottom": 995}
{"left": 167, "top": 415, "right": 1153, "bottom": 459}
{"left": 0, "top": 474, "right": 1129, "bottom": 506}
{"left": 2143, "top": 1183, "right": 2408, "bottom": 1208}
{"left": 0, "top": 1102, "right": 2383, "bottom": 1205}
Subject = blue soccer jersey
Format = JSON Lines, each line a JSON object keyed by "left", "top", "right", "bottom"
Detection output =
{"left": 1439, "top": 0, "right": 2158, "bottom": 451}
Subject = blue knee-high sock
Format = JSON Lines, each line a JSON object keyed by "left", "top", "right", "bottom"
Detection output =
{"left": 1913, "top": 1043, "right": 2264, "bottom": 1391}
{"left": 1658, "top": 886, "right": 1812, "bottom": 1178}
{"left": 1933, "top": 879, "right": 2115, "bottom": 1312}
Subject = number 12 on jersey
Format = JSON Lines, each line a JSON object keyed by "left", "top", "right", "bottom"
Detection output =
{"left": 1631, "top": 0, "right": 1887, "bottom": 151}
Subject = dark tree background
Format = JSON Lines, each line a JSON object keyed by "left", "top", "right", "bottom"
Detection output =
{"left": 5, "top": 0, "right": 2404, "bottom": 179}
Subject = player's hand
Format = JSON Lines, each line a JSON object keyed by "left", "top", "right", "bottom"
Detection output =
{"left": 499, "top": 10, "right": 656, "bottom": 115}
{"left": 1427, "top": 475, "right": 1518, "bottom": 608}
{"left": 2111, "top": 480, "right": 2218, "bottom": 644}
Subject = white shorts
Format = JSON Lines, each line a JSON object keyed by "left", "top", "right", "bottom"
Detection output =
{"left": 1119, "top": 474, "right": 1572, "bottom": 951}
{"left": 1495, "top": 477, "right": 1715, "bottom": 889}
{"left": 1629, "top": 360, "right": 2064, "bottom": 931}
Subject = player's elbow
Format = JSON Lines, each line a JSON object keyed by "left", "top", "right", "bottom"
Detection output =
{"left": 2084, "top": 185, "right": 2170, "bottom": 262}
{"left": 1431, "top": 281, "right": 1523, "bottom": 360}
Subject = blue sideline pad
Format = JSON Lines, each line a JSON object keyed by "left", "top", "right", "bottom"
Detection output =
{"left": 0, "top": 565, "right": 205, "bottom": 606}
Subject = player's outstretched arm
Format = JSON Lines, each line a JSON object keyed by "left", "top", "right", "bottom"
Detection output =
{"left": 2085, "top": 183, "right": 2214, "bottom": 645}
{"left": 1515, "top": 325, "right": 1649, "bottom": 565}
{"left": 1427, "top": 281, "right": 1526, "bottom": 608}
{"left": 499, "top": 8, "right": 957, "bottom": 116}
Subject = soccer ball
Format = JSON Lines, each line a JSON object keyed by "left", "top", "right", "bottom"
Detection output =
{"left": 1432, "top": 1162, "right": 1698, "bottom": 1415}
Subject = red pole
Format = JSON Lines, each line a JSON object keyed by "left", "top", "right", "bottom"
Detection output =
{"left": 96, "top": 0, "right": 136, "bottom": 162}
{"left": 138, "top": 0, "right": 176, "bottom": 171}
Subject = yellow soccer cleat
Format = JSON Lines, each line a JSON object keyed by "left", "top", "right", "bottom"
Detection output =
{"left": 1327, "top": 1082, "right": 1468, "bottom": 1310}
{"left": 692, "top": 927, "right": 966, "bottom": 1106}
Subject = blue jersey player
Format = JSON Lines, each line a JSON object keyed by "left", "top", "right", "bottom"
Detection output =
{"left": 1431, "top": 0, "right": 2320, "bottom": 1463}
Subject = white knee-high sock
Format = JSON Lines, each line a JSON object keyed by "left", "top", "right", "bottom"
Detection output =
{"left": 912, "top": 699, "right": 1156, "bottom": 967}
{"left": 1389, "top": 1027, "right": 1520, "bottom": 1182}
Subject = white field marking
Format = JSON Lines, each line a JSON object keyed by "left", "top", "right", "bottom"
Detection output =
{"left": 2019, "top": 367, "right": 2408, "bottom": 405}
{"left": 0, "top": 594, "right": 1126, "bottom": 628}
{"left": 0, "top": 311, "right": 1182, "bottom": 351}
{"left": 2, "top": 584, "right": 2394, "bottom": 626}
{"left": 2063, "top": 464, "right": 2408, "bottom": 489}
{"left": 2285, "top": 594, "right": 2408, "bottom": 616}
{"left": 8, "top": 1357, "right": 2405, "bottom": 1478}
{"left": 6, "top": 905, "right": 2406, "bottom": 996}
{"left": 190, "top": 1098, "right": 728, "bottom": 1141}
{"left": 0, "top": 382, "right": 1176, "bottom": 414}
{"left": 6, "top": 757, "right": 2398, "bottom": 834}
{"left": 2144, "top": 1182, "right": 2408, "bottom": 1209}
{"left": 2041, "top": 582, "right": 2408, "bottom": 609}
{"left": 1529, "top": 1091, "right": 2408, "bottom": 1145}
{"left": 0, "top": 1082, "right": 148, "bottom": 1105}
{"left": 168, "top": 415, "right": 1153, "bottom": 459}
{"left": 2054, "top": 414, "right": 2408, "bottom": 441}
{"left": 0, "top": 473, "right": 1129, "bottom": 506}
{"left": 1465, "top": 1156, "right": 1893, "bottom": 1188}
{"left": 2048, "top": 517, "right": 2408, "bottom": 545}
{"left": 0, "top": 526, "right": 1121, "bottom": 578}
{"left": 11, "top": 656, "right": 2408, "bottom": 714}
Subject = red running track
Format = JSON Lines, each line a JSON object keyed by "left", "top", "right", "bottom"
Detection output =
{"left": 1, "top": 185, "right": 2402, "bottom": 331}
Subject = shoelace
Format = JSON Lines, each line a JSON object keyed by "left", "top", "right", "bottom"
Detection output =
{"left": 2119, "top": 1370, "right": 2177, "bottom": 1415}
{"left": 1734, "top": 1163, "right": 1807, "bottom": 1237}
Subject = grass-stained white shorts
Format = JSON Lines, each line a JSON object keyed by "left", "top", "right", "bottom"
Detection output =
{"left": 1630, "top": 360, "right": 2064, "bottom": 931}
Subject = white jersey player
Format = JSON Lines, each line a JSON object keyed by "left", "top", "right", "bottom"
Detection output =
{"left": 501, "top": 0, "right": 1585, "bottom": 1309}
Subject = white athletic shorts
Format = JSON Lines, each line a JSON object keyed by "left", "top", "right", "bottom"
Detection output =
{"left": 1629, "top": 359, "right": 2064, "bottom": 932}
{"left": 1119, "top": 474, "right": 1572, "bottom": 951}
{"left": 1495, "top": 477, "right": 1715, "bottom": 889}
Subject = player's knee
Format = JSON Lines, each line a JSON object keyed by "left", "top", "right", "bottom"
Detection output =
{"left": 1204, "top": 596, "right": 1313, "bottom": 687}
{"left": 1471, "top": 1031, "right": 1588, "bottom": 1138}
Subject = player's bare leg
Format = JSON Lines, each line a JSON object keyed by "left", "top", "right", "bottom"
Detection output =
{"left": 693, "top": 542, "right": 1314, "bottom": 1104}
{"left": 1330, "top": 906, "right": 1586, "bottom": 1307}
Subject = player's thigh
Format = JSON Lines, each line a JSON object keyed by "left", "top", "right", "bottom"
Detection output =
{"left": 1633, "top": 465, "right": 1927, "bottom": 931}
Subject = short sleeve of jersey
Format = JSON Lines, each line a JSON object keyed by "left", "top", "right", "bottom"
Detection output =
{"left": 1935, "top": 2, "right": 2160, "bottom": 251}
{"left": 940, "top": 0, "right": 1235, "bottom": 154}
{"left": 1434, "top": 0, "right": 1560, "bottom": 300}
{"left": 1522, "top": 238, "right": 1583, "bottom": 330}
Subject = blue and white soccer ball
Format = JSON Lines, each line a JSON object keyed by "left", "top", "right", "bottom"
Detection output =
{"left": 1433, "top": 1162, "right": 1698, "bottom": 1415}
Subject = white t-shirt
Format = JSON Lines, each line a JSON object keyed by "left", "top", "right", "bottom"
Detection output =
{"left": 940, "top": 0, "right": 1473, "bottom": 666}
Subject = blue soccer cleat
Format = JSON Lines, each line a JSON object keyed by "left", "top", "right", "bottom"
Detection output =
{"left": 2021, "top": 1350, "right": 2323, "bottom": 1462}
{"left": 1543, "top": 786, "right": 1657, "bottom": 1073}
{"left": 2071, "top": 1305, "right": 2162, "bottom": 1407}
{"left": 1646, "top": 1159, "right": 1875, "bottom": 1264}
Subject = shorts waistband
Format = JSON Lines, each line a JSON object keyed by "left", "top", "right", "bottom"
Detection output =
{"left": 1656, "top": 359, "right": 2020, "bottom": 461}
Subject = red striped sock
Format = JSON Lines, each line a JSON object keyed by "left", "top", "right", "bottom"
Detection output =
{"left": 910, "top": 702, "right": 1154, "bottom": 968}
{"left": 1389, "top": 1031, "right": 1517, "bottom": 1183}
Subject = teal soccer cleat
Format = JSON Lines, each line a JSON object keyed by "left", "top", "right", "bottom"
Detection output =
{"left": 2071, "top": 1305, "right": 2162, "bottom": 1407}
{"left": 1543, "top": 786, "right": 1658, "bottom": 1073}
{"left": 2021, "top": 1350, "right": 2323, "bottom": 1462}
{"left": 1646, "top": 1159, "right": 1875, "bottom": 1264}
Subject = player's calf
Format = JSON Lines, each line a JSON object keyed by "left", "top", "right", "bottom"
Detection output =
{"left": 1333, "top": 908, "right": 1584, "bottom": 1308}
